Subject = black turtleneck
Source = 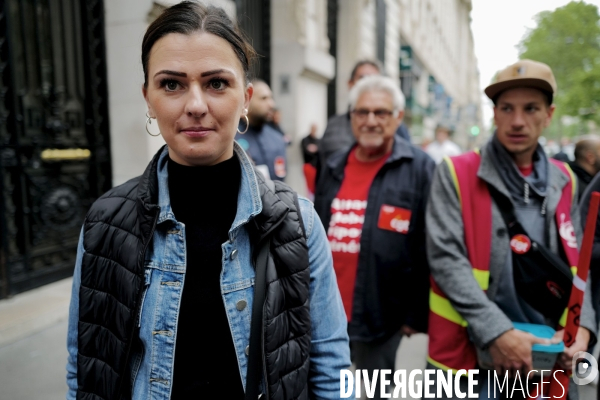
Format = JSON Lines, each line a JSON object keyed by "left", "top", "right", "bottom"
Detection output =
{"left": 168, "top": 155, "right": 244, "bottom": 399}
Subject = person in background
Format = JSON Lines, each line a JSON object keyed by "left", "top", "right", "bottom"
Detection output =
{"left": 426, "top": 59, "right": 596, "bottom": 398}
{"left": 579, "top": 170, "right": 600, "bottom": 400}
{"left": 553, "top": 137, "right": 573, "bottom": 162}
{"left": 267, "top": 107, "right": 292, "bottom": 145}
{"left": 424, "top": 123, "right": 462, "bottom": 164}
{"left": 236, "top": 79, "right": 288, "bottom": 181}
{"left": 580, "top": 173, "right": 600, "bottom": 367}
{"left": 65, "top": 3, "right": 351, "bottom": 399}
{"left": 301, "top": 123, "right": 320, "bottom": 199}
{"left": 267, "top": 108, "right": 284, "bottom": 134}
{"left": 569, "top": 134, "right": 600, "bottom": 198}
{"left": 314, "top": 75, "right": 433, "bottom": 399}
{"left": 319, "top": 60, "right": 411, "bottom": 164}
{"left": 420, "top": 137, "right": 433, "bottom": 150}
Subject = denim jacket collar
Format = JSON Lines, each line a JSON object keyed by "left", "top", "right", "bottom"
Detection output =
{"left": 154, "top": 142, "right": 263, "bottom": 239}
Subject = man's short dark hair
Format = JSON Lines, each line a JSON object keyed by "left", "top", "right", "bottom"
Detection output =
{"left": 435, "top": 124, "right": 454, "bottom": 136}
{"left": 349, "top": 60, "right": 383, "bottom": 82}
{"left": 492, "top": 89, "right": 553, "bottom": 107}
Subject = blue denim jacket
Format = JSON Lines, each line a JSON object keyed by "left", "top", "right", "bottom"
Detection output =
{"left": 66, "top": 144, "right": 352, "bottom": 399}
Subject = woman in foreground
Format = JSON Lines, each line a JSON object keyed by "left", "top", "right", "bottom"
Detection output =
{"left": 65, "top": 2, "right": 350, "bottom": 399}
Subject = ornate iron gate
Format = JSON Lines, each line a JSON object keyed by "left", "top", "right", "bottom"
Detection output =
{"left": 0, "top": 0, "right": 112, "bottom": 298}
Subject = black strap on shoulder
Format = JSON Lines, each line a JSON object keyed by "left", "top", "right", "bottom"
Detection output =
{"left": 245, "top": 236, "right": 270, "bottom": 400}
{"left": 486, "top": 184, "right": 527, "bottom": 236}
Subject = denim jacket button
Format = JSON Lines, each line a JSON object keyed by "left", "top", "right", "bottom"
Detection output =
{"left": 245, "top": 345, "right": 250, "bottom": 356}
{"left": 231, "top": 249, "right": 238, "bottom": 260}
{"left": 236, "top": 300, "right": 247, "bottom": 311}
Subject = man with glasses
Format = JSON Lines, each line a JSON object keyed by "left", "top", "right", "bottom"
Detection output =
{"left": 314, "top": 75, "right": 434, "bottom": 399}
{"left": 320, "top": 60, "right": 411, "bottom": 163}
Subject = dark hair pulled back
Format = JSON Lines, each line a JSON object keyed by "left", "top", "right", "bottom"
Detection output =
{"left": 142, "top": 1, "right": 256, "bottom": 87}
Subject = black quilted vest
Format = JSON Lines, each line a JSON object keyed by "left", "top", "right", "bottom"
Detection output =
{"left": 77, "top": 148, "right": 311, "bottom": 399}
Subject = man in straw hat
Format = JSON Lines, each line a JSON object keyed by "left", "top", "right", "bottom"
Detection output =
{"left": 425, "top": 59, "right": 596, "bottom": 398}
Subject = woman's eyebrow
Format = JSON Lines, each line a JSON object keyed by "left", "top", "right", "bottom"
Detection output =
{"left": 154, "top": 70, "right": 187, "bottom": 78}
{"left": 200, "top": 69, "right": 234, "bottom": 77}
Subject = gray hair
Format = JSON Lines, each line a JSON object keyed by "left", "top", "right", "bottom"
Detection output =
{"left": 348, "top": 75, "right": 406, "bottom": 113}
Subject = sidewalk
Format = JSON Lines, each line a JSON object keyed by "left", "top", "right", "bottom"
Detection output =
{"left": 0, "top": 277, "right": 72, "bottom": 349}
{"left": 0, "top": 279, "right": 595, "bottom": 400}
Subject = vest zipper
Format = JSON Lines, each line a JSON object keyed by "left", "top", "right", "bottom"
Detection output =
{"left": 117, "top": 208, "right": 160, "bottom": 398}
{"left": 541, "top": 196, "right": 548, "bottom": 215}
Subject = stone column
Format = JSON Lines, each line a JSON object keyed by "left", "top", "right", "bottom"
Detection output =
{"left": 271, "top": 0, "right": 335, "bottom": 193}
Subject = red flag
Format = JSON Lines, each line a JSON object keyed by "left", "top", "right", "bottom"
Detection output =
{"left": 547, "top": 192, "right": 600, "bottom": 399}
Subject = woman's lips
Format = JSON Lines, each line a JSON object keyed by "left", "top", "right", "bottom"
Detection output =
{"left": 180, "top": 128, "right": 213, "bottom": 138}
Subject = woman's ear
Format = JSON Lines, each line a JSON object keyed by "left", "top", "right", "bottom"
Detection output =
{"left": 244, "top": 83, "right": 253, "bottom": 113}
{"left": 142, "top": 84, "right": 155, "bottom": 118}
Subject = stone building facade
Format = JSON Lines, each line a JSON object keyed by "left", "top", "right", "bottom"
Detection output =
{"left": 397, "top": 0, "right": 482, "bottom": 147}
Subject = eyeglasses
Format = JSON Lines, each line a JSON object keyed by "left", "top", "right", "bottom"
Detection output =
{"left": 351, "top": 109, "right": 394, "bottom": 121}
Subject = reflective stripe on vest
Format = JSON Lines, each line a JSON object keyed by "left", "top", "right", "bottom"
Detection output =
{"left": 428, "top": 151, "right": 579, "bottom": 372}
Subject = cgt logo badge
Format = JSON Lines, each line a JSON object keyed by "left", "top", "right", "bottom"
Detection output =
{"left": 573, "top": 351, "right": 599, "bottom": 385}
{"left": 510, "top": 234, "right": 531, "bottom": 254}
{"left": 377, "top": 205, "right": 411, "bottom": 234}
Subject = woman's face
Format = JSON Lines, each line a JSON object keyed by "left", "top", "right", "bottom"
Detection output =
{"left": 143, "top": 32, "right": 252, "bottom": 166}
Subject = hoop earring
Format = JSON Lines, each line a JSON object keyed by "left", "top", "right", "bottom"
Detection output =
{"left": 146, "top": 112, "right": 161, "bottom": 137}
{"left": 237, "top": 114, "right": 249, "bottom": 135}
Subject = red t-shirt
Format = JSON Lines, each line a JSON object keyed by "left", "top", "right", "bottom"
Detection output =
{"left": 327, "top": 148, "right": 389, "bottom": 320}
{"left": 518, "top": 164, "right": 533, "bottom": 176}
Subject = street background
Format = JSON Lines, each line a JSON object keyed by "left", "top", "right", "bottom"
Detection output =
{"left": 2, "top": 0, "right": 600, "bottom": 398}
